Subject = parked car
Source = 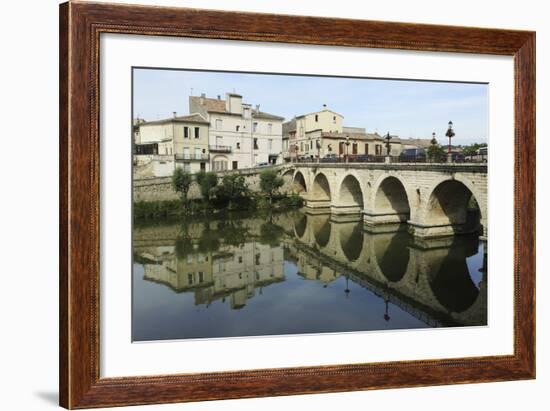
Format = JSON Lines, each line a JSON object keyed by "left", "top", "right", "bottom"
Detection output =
{"left": 349, "top": 154, "right": 372, "bottom": 162}
{"left": 449, "top": 152, "right": 465, "bottom": 163}
{"left": 320, "top": 153, "right": 339, "bottom": 163}
{"left": 399, "top": 148, "right": 426, "bottom": 162}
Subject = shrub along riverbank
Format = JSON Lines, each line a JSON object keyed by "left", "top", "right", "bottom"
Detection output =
{"left": 134, "top": 169, "right": 303, "bottom": 220}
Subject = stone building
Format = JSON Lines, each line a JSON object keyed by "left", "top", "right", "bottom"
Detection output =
{"left": 189, "top": 92, "right": 285, "bottom": 171}
{"left": 134, "top": 112, "right": 210, "bottom": 176}
{"left": 282, "top": 106, "right": 392, "bottom": 160}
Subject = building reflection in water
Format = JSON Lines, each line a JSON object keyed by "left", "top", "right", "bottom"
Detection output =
{"left": 133, "top": 210, "right": 487, "bottom": 340}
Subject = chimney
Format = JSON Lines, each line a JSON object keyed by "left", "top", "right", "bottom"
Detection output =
{"left": 200, "top": 93, "right": 205, "bottom": 105}
{"left": 323, "top": 104, "right": 327, "bottom": 109}
{"left": 255, "top": 104, "right": 260, "bottom": 112}
{"left": 173, "top": 111, "right": 177, "bottom": 118}
{"left": 217, "top": 95, "right": 221, "bottom": 100}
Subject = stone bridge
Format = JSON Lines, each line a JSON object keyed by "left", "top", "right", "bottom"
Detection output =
{"left": 280, "top": 163, "right": 487, "bottom": 239}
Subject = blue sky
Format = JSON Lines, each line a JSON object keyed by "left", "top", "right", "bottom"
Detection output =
{"left": 133, "top": 68, "right": 488, "bottom": 144}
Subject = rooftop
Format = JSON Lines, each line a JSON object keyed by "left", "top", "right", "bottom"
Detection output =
{"left": 190, "top": 94, "right": 284, "bottom": 120}
{"left": 140, "top": 113, "right": 210, "bottom": 126}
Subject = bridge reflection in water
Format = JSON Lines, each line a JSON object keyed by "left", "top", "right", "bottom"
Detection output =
{"left": 132, "top": 210, "right": 487, "bottom": 341}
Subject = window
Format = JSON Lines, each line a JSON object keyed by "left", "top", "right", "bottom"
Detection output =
{"left": 236, "top": 142, "right": 241, "bottom": 150}
{"left": 255, "top": 254, "right": 261, "bottom": 265}
{"left": 268, "top": 139, "right": 273, "bottom": 151}
{"left": 184, "top": 126, "right": 189, "bottom": 138}
{"left": 267, "top": 123, "right": 272, "bottom": 134}
{"left": 236, "top": 125, "right": 240, "bottom": 132}
{"left": 215, "top": 119, "right": 222, "bottom": 129}
{"left": 194, "top": 127, "right": 200, "bottom": 139}
{"left": 183, "top": 163, "right": 191, "bottom": 172}
{"left": 253, "top": 138, "right": 258, "bottom": 150}
{"left": 187, "top": 274, "right": 193, "bottom": 285}
{"left": 216, "top": 136, "right": 223, "bottom": 146}
{"left": 352, "top": 143, "right": 357, "bottom": 154}
{"left": 198, "top": 272, "right": 204, "bottom": 283}
{"left": 243, "top": 107, "right": 250, "bottom": 118}
{"left": 253, "top": 122, "right": 258, "bottom": 132}
{"left": 194, "top": 147, "right": 201, "bottom": 158}
{"left": 300, "top": 142, "right": 304, "bottom": 152}
{"left": 232, "top": 161, "right": 238, "bottom": 170}
{"left": 213, "top": 160, "right": 228, "bottom": 171}
{"left": 333, "top": 115, "right": 336, "bottom": 123}
{"left": 200, "top": 162, "right": 206, "bottom": 171}
{"left": 365, "top": 144, "right": 369, "bottom": 154}
{"left": 315, "top": 114, "right": 318, "bottom": 122}
{"left": 238, "top": 256, "right": 243, "bottom": 263}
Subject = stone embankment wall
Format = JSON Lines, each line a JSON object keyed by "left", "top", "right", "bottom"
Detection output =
{"left": 133, "top": 165, "right": 289, "bottom": 203}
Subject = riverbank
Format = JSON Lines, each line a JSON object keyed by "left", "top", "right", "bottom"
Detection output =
{"left": 133, "top": 193, "right": 303, "bottom": 220}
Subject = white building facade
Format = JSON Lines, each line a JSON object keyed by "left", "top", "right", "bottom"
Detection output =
{"left": 190, "top": 93, "right": 284, "bottom": 171}
{"left": 134, "top": 113, "right": 210, "bottom": 177}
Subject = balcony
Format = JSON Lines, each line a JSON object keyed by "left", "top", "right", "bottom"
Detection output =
{"left": 175, "top": 153, "right": 210, "bottom": 161}
{"left": 209, "top": 145, "right": 232, "bottom": 153}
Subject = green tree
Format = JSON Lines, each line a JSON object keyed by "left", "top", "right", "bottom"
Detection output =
{"left": 172, "top": 167, "right": 192, "bottom": 203}
{"left": 427, "top": 144, "right": 446, "bottom": 162}
{"left": 195, "top": 171, "right": 218, "bottom": 201}
{"left": 259, "top": 169, "right": 284, "bottom": 205}
{"left": 462, "top": 143, "right": 487, "bottom": 157}
{"left": 214, "top": 174, "right": 251, "bottom": 208}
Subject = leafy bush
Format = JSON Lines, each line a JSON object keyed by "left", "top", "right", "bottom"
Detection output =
{"left": 213, "top": 174, "right": 252, "bottom": 209}
{"left": 196, "top": 171, "right": 218, "bottom": 200}
{"left": 172, "top": 168, "right": 193, "bottom": 202}
{"left": 259, "top": 169, "right": 284, "bottom": 204}
{"left": 277, "top": 193, "right": 304, "bottom": 209}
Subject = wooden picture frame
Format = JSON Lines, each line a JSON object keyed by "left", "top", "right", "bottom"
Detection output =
{"left": 59, "top": 1, "right": 535, "bottom": 408}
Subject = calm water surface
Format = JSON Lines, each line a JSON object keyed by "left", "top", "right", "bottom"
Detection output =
{"left": 132, "top": 210, "right": 487, "bottom": 341}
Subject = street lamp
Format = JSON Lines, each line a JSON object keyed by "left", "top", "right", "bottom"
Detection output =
{"left": 430, "top": 132, "right": 438, "bottom": 163}
{"left": 385, "top": 132, "right": 392, "bottom": 155}
{"left": 445, "top": 121, "right": 455, "bottom": 163}
{"left": 316, "top": 139, "right": 321, "bottom": 163}
{"left": 345, "top": 137, "right": 350, "bottom": 163}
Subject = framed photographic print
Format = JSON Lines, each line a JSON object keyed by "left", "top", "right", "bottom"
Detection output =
{"left": 59, "top": 1, "right": 535, "bottom": 409}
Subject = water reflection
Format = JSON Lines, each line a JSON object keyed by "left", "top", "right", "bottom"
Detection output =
{"left": 133, "top": 210, "right": 487, "bottom": 341}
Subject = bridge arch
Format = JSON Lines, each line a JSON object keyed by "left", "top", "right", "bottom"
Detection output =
{"left": 338, "top": 222, "right": 364, "bottom": 261}
{"left": 424, "top": 179, "right": 482, "bottom": 233}
{"left": 372, "top": 176, "right": 411, "bottom": 222}
{"left": 312, "top": 172, "right": 331, "bottom": 201}
{"left": 281, "top": 169, "right": 295, "bottom": 188}
{"left": 312, "top": 214, "right": 332, "bottom": 248}
{"left": 292, "top": 171, "right": 307, "bottom": 194}
{"left": 339, "top": 174, "right": 364, "bottom": 208}
{"left": 372, "top": 232, "right": 411, "bottom": 283}
{"left": 293, "top": 212, "right": 308, "bottom": 239}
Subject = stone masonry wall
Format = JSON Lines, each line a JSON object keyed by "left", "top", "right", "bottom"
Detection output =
{"left": 133, "top": 165, "right": 288, "bottom": 203}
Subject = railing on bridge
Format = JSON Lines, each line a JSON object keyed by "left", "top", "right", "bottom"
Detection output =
{"left": 290, "top": 154, "right": 485, "bottom": 164}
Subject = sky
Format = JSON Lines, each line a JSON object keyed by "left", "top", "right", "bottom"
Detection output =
{"left": 133, "top": 68, "right": 488, "bottom": 145}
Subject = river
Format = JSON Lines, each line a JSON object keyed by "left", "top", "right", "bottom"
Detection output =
{"left": 132, "top": 209, "right": 487, "bottom": 341}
